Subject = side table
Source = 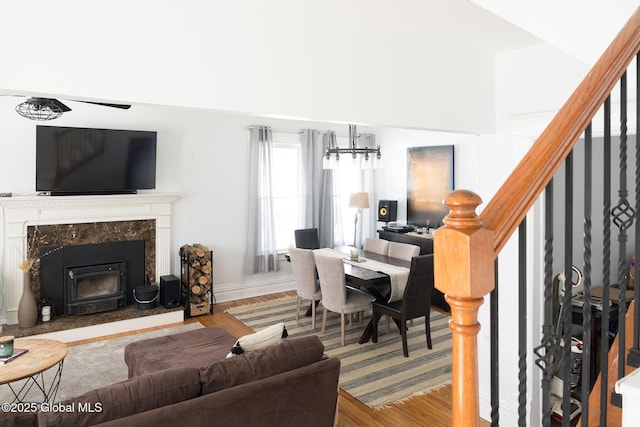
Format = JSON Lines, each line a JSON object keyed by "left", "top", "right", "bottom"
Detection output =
{"left": 0, "top": 338, "right": 68, "bottom": 404}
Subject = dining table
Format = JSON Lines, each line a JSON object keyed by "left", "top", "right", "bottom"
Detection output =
{"left": 313, "top": 246, "right": 411, "bottom": 344}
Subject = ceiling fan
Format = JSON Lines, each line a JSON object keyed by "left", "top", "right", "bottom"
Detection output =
{"left": 9, "top": 96, "right": 131, "bottom": 121}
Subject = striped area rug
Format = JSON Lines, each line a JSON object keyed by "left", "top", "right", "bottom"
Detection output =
{"left": 226, "top": 295, "right": 452, "bottom": 409}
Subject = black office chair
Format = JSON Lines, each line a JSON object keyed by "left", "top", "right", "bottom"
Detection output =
{"left": 371, "top": 254, "right": 434, "bottom": 357}
{"left": 294, "top": 228, "right": 320, "bottom": 249}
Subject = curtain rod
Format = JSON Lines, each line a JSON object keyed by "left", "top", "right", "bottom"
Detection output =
{"left": 246, "top": 126, "right": 373, "bottom": 138}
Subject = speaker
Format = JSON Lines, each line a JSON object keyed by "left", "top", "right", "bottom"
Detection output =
{"left": 160, "top": 275, "right": 181, "bottom": 308}
{"left": 378, "top": 200, "right": 398, "bottom": 222}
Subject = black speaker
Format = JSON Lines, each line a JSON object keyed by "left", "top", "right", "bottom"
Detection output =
{"left": 378, "top": 200, "right": 398, "bottom": 222}
{"left": 160, "top": 275, "right": 181, "bottom": 308}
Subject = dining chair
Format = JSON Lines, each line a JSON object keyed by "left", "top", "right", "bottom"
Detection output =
{"left": 363, "top": 238, "right": 389, "bottom": 255}
{"left": 288, "top": 246, "right": 322, "bottom": 329}
{"left": 387, "top": 241, "right": 421, "bottom": 261}
{"left": 315, "top": 254, "right": 375, "bottom": 346}
{"left": 294, "top": 228, "right": 320, "bottom": 250}
{"left": 371, "top": 254, "right": 434, "bottom": 357}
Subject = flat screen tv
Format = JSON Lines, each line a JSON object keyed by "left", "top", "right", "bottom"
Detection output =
{"left": 36, "top": 125, "right": 157, "bottom": 195}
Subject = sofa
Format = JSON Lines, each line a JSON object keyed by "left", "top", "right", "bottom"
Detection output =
{"left": 1, "top": 326, "right": 341, "bottom": 427}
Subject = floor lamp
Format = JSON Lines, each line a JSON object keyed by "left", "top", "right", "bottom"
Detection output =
{"left": 349, "top": 192, "right": 370, "bottom": 247}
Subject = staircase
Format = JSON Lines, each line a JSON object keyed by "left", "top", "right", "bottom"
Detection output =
{"left": 434, "top": 7, "right": 640, "bottom": 426}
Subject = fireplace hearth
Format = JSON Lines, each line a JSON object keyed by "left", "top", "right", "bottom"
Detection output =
{"left": 40, "top": 240, "right": 146, "bottom": 316}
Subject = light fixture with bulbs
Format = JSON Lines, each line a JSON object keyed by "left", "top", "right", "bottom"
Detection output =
{"left": 15, "top": 97, "right": 70, "bottom": 121}
{"left": 323, "top": 124, "right": 382, "bottom": 169}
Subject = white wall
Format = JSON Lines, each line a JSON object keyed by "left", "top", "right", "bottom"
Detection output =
{"left": 374, "top": 128, "right": 480, "bottom": 222}
{"left": 0, "top": 95, "right": 486, "bottom": 302}
{"left": 0, "top": 0, "right": 497, "bottom": 134}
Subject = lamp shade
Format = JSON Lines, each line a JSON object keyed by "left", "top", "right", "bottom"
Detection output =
{"left": 349, "top": 192, "right": 370, "bottom": 209}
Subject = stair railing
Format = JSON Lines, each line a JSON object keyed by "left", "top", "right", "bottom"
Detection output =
{"left": 434, "top": 7, "right": 640, "bottom": 427}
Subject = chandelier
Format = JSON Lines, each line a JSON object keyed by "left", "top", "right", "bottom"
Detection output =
{"left": 15, "top": 98, "right": 67, "bottom": 121}
{"left": 323, "top": 124, "right": 382, "bottom": 169}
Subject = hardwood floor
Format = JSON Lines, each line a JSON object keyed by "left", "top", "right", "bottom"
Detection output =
{"left": 68, "top": 291, "right": 489, "bottom": 427}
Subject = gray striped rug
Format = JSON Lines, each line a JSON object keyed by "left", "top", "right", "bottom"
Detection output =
{"left": 227, "top": 296, "right": 452, "bottom": 409}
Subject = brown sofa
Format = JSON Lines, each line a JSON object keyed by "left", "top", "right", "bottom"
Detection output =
{"left": 2, "top": 327, "right": 340, "bottom": 427}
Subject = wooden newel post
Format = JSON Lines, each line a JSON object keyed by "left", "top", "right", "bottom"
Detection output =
{"left": 433, "top": 190, "right": 495, "bottom": 427}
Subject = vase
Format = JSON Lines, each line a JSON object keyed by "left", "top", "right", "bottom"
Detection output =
{"left": 18, "top": 271, "right": 38, "bottom": 328}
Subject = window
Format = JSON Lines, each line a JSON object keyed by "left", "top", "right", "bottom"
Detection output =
{"left": 271, "top": 133, "right": 303, "bottom": 252}
{"left": 270, "top": 131, "right": 369, "bottom": 251}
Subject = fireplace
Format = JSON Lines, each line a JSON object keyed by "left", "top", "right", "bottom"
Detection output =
{"left": 0, "top": 192, "right": 179, "bottom": 326}
{"left": 66, "top": 261, "right": 127, "bottom": 315}
{"left": 40, "top": 240, "right": 146, "bottom": 316}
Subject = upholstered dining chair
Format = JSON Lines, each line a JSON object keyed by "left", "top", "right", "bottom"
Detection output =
{"left": 288, "top": 246, "right": 322, "bottom": 329}
{"left": 387, "top": 241, "right": 421, "bottom": 261}
{"left": 315, "top": 254, "right": 375, "bottom": 346}
{"left": 363, "top": 238, "right": 389, "bottom": 255}
{"left": 371, "top": 254, "right": 434, "bottom": 357}
{"left": 294, "top": 228, "right": 320, "bottom": 250}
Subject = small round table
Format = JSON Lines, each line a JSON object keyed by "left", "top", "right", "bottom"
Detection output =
{"left": 0, "top": 338, "right": 68, "bottom": 404}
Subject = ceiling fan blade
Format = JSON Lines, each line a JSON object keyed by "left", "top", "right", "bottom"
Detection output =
{"left": 49, "top": 98, "right": 72, "bottom": 112}
{"left": 77, "top": 101, "right": 131, "bottom": 110}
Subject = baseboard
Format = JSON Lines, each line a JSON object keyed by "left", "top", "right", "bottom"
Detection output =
{"left": 26, "top": 310, "right": 184, "bottom": 343}
{"left": 213, "top": 278, "right": 295, "bottom": 303}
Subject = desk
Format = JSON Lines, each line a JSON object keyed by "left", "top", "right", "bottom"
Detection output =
{"left": 0, "top": 338, "right": 68, "bottom": 404}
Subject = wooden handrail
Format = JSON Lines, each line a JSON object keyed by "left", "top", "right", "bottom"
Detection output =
{"left": 482, "top": 7, "right": 640, "bottom": 255}
{"left": 435, "top": 7, "right": 640, "bottom": 427}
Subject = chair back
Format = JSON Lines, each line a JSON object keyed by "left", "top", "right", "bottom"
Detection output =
{"left": 402, "top": 254, "right": 435, "bottom": 319}
{"left": 288, "top": 246, "right": 319, "bottom": 300}
{"left": 294, "top": 228, "right": 320, "bottom": 249}
{"left": 388, "top": 241, "right": 420, "bottom": 261}
{"left": 363, "top": 238, "right": 389, "bottom": 255}
{"left": 314, "top": 255, "right": 346, "bottom": 312}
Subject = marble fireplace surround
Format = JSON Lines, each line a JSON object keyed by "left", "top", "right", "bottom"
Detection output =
{"left": 0, "top": 193, "right": 180, "bottom": 328}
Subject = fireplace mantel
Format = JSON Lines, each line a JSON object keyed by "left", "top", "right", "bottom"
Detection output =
{"left": 0, "top": 192, "right": 180, "bottom": 325}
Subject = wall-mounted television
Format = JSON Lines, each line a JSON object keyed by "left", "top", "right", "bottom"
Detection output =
{"left": 407, "top": 145, "right": 454, "bottom": 228}
{"left": 36, "top": 125, "right": 157, "bottom": 195}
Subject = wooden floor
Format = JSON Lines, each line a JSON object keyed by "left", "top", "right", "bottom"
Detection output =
{"left": 70, "top": 291, "right": 489, "bottom": 427}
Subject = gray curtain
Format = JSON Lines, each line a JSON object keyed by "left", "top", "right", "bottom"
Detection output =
{"left": 244, "top": 126, "right": 279, "bottom": 273}
{"left": 300, "top": 129, "right": 335, "bottom": 248}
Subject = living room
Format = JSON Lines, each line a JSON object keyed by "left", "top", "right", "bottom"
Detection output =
{"left": 0, "top": 2, "right": 636, "bottom": 425}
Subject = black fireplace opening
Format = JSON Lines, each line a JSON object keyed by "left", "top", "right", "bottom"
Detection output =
{"left": 40, "top": 240, "right": 146, "bottom": 316}
{"left": 66, "top": 262, "right": 127, "bottom": 315}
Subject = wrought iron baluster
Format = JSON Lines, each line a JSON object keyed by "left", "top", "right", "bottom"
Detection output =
{"left": 582, "top": 123, "right": 593, "bottom": 424}
{"left": 534, "top": 181, "right": 556, "bottom": 427}
{"left": 518, "top": 219, "right": 527, "bottom": 427}
{"left": 491, "top": 258, "right": 499, "bottom": 427}
{"left": 561, "top": 150, "right": 574, "bottom": 427}
{"left": 600, "top": 95, "right": 612, "bottom": 425}
{"left": 611, "top": 71, "right": 634, "bottom": 407}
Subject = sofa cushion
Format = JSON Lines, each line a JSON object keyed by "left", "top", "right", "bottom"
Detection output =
{"left": 38, "top": 367, "right": 201, "bottom": 427}
{"left": 200, "top": 335, "right": 325, "bottom": 394}
{"left": 124, "top": 326, "right": 238, "bottom": 377}
{"left": 227, "top": 322, "right": 288, "bottom": 357}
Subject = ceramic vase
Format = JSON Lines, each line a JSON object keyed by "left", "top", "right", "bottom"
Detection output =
{"left": 18, "top": 271, "right": 38, "bottom": 328}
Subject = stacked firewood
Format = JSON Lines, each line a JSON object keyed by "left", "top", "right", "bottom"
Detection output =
{"left": 180, "top": 243, "right": 212, "bottom": 315}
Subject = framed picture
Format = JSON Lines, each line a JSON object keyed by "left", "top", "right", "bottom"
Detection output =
{"left": 406, "top": 145, "right": 454, "bottom": 228}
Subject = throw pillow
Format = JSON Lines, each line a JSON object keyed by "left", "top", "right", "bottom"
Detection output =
{"left": 226, "top": 322, "right": 288, "bottom": 357}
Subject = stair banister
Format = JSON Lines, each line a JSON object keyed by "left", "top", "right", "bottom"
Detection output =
{"left": 434, "top": 7, "right": 640, "bottom": 426}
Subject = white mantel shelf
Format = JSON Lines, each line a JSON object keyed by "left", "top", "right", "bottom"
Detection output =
{"left": 0, "top": 192, "right": 181, "bottom": 326}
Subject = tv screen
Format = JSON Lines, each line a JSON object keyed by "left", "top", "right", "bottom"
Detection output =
{"left": 36, "top": 126, "right": 157, "bottom": 195}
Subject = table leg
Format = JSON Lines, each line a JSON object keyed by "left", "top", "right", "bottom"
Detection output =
{"left": 6, "top": 359, "right": 64, "bottom": 404}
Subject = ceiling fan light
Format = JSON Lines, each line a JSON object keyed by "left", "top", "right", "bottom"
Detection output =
{"left": 15, "top": 98, "right": 64, "bottom": 121}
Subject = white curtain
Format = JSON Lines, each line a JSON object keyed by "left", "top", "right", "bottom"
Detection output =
{"left": 359, "top": 133, "right": 377, "bottom": 247}
{"left": 300, "top": 129, "right": 337, "bottom": 248}
{"left": 244, "top": 126, "right": 279, "bottom": 273}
